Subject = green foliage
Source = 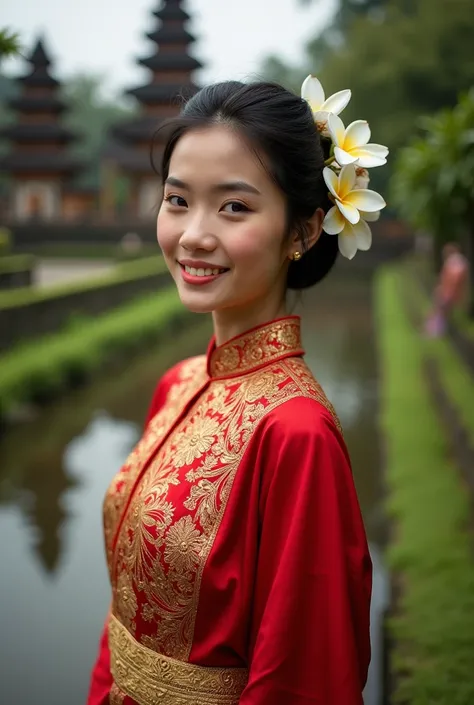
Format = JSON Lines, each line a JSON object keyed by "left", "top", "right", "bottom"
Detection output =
{"left": 391, "top": 90, "right": 474, "bottom": 241}
{"left": 0, "top": 29, "right": 21, "bottom": 62}
{"left": 0, "top": 256, "right": 167, "bottom": 310}
{"left": 0, "top": 286, "right": 188, "bottom": 419}
{"left": 62, "top": 74, "right": 137, "bottom": 190}
{"left": 266, "top": 0, "right": 474, "bottom": 196}
{"left": 376, "top": 264, "right": 474, "bottom": 703}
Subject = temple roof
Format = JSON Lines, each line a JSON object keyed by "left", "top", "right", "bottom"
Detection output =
{"left": 146, "top": 26, "right": 196, "bottom": 45}
{"left": 8, "top": 96, "right": 66, "bottom": 113}
{"left": 112, "top": 115, "right": 162, "bottom": 143}
{"left": 28, "top": 39, "right": 51, "bottom": 67}
{"left": 2, "top": 36, "right": 84, "bottom": 178}
{"left": 0, "top": 152, "right": 83, "bottom": 174}
{"left": 138, "top": 53, "right": 202, "bottom": 72}
{"left": 125, "top": 82, "right": 199, "bottom": 105}
{"left": 101, "top": 139, "right": 154, "bottom": 173}
{"left": 153, "top": 0, "right": 190, "bottom": 21}
{"left": 18, "top": 38, "right": 59, "bottom": 87}
{"left": 0, "top": 124, "right": 76, "bottom": 143}
{"left": 112, "top": 1, "right": 202, "bottom": 148}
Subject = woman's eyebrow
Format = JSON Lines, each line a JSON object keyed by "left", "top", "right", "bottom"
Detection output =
{"left": 213, "top": 181, "right": 261, "bottom": 196}
{"left": 165, "top": 176, "right": 261, "bottom": 196}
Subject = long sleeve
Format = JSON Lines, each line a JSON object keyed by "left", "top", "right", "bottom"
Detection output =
{"left": 240, "top": 398, "right": 372, "bottom": 705}
{"left": 86, "top": 616, "right": 113, "bottom": 705}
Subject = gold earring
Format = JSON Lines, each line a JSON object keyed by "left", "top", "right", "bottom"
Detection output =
{"left": 292, "top": 251, "right": 302, "bottom": 261}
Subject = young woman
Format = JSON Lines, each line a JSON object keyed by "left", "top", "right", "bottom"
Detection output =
{"left": 87, "top": 75, "right": 387, "bottom": 705}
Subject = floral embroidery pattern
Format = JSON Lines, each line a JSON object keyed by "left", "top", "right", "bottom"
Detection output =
{"left": 103, "top": 356, "right": 208, "bottom": 577}
{"left": 106, "top": 318, "right": 343, "bottom": 664}
{"left": 164, "top": 516, "right": 206, "bottom": 574}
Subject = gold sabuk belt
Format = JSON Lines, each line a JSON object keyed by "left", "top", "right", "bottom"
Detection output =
{"left": 109, "top": 613, "right": 248, "bottom": 705}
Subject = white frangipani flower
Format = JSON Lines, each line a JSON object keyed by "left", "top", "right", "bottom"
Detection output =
{"left": 328, "top": 114, "right": 389, "bottom": 168}
{"left": 322, "top": 165, "right": 386, "bottom": 260}
{"left": 301, "top": 75, "right": 351, "bottom": 130}
{"left": 360, "top": 210, "right": 381, "bottom": 222}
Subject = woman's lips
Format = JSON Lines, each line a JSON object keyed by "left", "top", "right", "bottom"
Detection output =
{"left": 179, "top": 263, "right": 229, "bottom": 286}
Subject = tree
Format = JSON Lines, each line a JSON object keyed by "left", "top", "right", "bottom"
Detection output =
{"left": 391, "top": 90, "right": 474, "bottom": 314}
{"left": 0, "top": 29, "right": 21, "bottom": 64}
{"left": 62, "top": 74, "right": 137, "bottom": 189}
{"left": 263, "top": 0, "right": 474, "bottom": 195}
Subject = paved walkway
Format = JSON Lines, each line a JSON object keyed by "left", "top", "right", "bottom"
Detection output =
{"left": 34, "top": 258, "right": 115, "bottom": 288}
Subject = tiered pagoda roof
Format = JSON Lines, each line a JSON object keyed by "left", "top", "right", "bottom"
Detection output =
{"left": 112, "top": 0, "right": 202, "bottom": 154}
{"left": 0, "top": 37, "right": 82, "bottom": 175}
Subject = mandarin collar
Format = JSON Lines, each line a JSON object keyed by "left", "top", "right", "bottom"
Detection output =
{"left": 207, "top": 316, "right": 304, "bottom": 380}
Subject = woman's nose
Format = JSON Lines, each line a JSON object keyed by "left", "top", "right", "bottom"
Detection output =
{"left": 179, "top": 215, "right": 216, "bottom": 252}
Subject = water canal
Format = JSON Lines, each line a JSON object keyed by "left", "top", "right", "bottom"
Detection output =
{"left": 0, "top": 268, "right": 388, "bottom": 705}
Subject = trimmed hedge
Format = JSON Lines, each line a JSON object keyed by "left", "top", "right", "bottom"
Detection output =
{"left": 0, "top": 254, "right": 35, "bottom": 274}
{"left": 0, "top": 256, "right": 171, "bottom": 350}
{"left": 0, "top": 286, "right": 191, "bottom": 422}
{"left": 376, "top": 265, "right": 474, "bottom": 704}
{"left": 0, "top": 254, "right": 34, "bottom": 290}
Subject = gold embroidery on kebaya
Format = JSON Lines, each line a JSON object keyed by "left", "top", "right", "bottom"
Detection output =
{"left": 106, "top": 317, "right": 343, "bottom": 668}
{"left": 109, "top": 681, "right": 126, "bottom": 705}
{"left": 210, "top": 318, "right": 302, "bottom": 378}
{"left": 173, "top": 415, "right": 220, "bottom": 467}
{"left": 164, "top": 515, "right": 206, "bottom": 574}
{"left": 283, "top": 357, "right": 343, "bottom": 434}
{"left": 109, "top": 613, "right": 248, "bottom": 705}
{"left": 103, "top": 356, "right": 208, "bottom": 575}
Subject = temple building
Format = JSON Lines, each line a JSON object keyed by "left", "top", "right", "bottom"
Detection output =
{"left": 105, "top": 0, "right": 202, "bottom": 220}
{"left": 0, "top": 38, "right": 94, "bottom": 223}
{"left": 0, "top": 1, "right": 201, "bottom": 227}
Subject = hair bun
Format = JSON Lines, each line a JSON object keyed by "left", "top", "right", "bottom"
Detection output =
{"left": 287, "top": 232, "right": 339, "bottom": 290}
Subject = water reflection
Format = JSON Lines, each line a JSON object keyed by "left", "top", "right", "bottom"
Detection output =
{"left": 0, "top": 274, "right": 387, "bottom": 705}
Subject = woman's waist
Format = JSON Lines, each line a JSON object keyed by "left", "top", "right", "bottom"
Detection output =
{"left": 109, "top": 613, "right": 248, "bottom": 705}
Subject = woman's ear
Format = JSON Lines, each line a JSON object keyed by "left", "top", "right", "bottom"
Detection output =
{"left": 287, "top": 207, "right": 325, "bottom": 258}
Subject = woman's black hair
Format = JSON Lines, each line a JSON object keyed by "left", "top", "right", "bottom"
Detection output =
{"left": 152, "top": 80, "right": 338, "bottom": 289}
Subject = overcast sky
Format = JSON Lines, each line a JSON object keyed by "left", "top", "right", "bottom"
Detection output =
{"left": 2, "top": 0, "right": 336, "bottom": 97}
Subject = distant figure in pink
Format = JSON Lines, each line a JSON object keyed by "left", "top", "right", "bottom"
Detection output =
{"left": 425, "top": 242, "right": 469, "bottom": 337}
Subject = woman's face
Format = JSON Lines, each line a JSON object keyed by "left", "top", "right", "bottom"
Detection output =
{"left": 157, "top": 125, "right": 293, "bottom": 329}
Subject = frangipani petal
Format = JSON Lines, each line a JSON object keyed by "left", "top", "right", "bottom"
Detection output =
{"left": 338, "top": 224, "right": 358, "bottom": 260}
{"left": 336, "top": 199, "right": 360, "bottom": 224}
{"left": 353, "top": 218, "right": 372, "bottom": 250}
{"left": 344, "top": 120, "right": 371, "bottom": 150}
{"left": 345, "top": 189, "right": 386, "bottom": 211}
{"left": 339, "top": 164, "right": 357, "bottom": 199}
{"left": 301, "top": 75, "right": 325, "bottom": 109}
{"left": 366, "top": 143, "right": 389, "bottom": 156}
{"left": 354, "top": 144, "right": 389, "bottom": 168}
{"left": 328, "top": 113, "right": 346, "bottom": 146}
{"left": 361, "top": 209, "right": 381, "bottom": 222}
{"left": 321, "top": 89, "right": 351, "bottom": 116}
{"left": 334, "top": 146, "right": 359, "bottom": 166}
{"left": 323, "top": 167, "right": 339, "bottom": 199}
{"left": 356, "top": 154, "right": 387, "bottom": 168}
{"left": 323, "top": 205, "right": 346, "bottom": 235}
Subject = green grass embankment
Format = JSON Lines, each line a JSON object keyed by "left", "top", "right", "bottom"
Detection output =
{"left": 0, "top": 286, "right": 191, "bottom": 423}
{"left": 402, "top": 262, "right": 474, "bottom": 445}
{"left": 376, "top": 265, "right": 474, "bottom": 704}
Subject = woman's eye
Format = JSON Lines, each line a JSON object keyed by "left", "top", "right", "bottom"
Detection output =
{"left": 166, "top": 195, "right": 187, "bottom": 207}
{"left": 222, "top": 202, "right": 250, "bottom": 214}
